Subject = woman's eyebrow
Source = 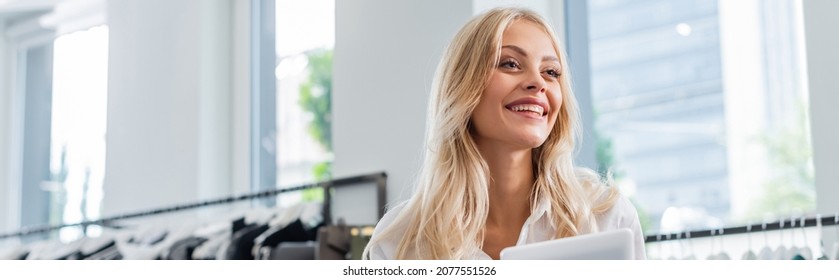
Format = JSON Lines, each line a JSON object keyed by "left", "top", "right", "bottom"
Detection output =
{"left": 502, "top": 45, "right": 559, "bottom": 63}
{"left": 501, "top": 45, "right": 528, "bottom": 57}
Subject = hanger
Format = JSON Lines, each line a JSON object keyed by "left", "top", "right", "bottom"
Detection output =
{"left": 772, "top": 218, "right": 788, "bottom": 260}
{"left": 706, "top": 229, "right": 716, "bottom": 260}
{"left": 815, "top": 214, "right": 829, "bottom": 260}
{"left": 741, "top": 224, "right": 758, "bottom": 260}
{"left": 666, "top": 233, "right": 679, "bottom": 260}
{"left": 758, "top": 220, "right": 773, "bottom": 260}
{"left": 673, "top": 233, "right": 686, "bottom": 260}
{"left": 655, "top": 234, "right": 663, "bottom": 260}
{"left": 787, "top": 215, "right": 800, "bottom": 260}
{"left": 682, "top": 231, "right": 696, "bottom": 260}
{"left": 715, "top": 227, "right": 730, "bottom": 260}
{"left": 798, "top": 216, "right": 813, "bottom": 260}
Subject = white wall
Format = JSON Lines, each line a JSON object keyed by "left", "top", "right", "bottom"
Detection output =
{"left": 803, "top": 0, "right": 839, "bottom": 246}
{"left": 333, "top": 0, "right": 473, "bottom": 207}
{"left": 103, "top": 0, "right": 241, "bottom": 218}
{"left": 231, "top": 0, "right": 251, "bottom": 196}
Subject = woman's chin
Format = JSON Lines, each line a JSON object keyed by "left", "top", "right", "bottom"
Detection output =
{"left": 515, "top": 134, "right": 549, "bottom": 149}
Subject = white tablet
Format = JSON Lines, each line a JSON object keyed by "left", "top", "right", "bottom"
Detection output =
{"left": 499, "top": 228, "right": 635, "bottom": 260}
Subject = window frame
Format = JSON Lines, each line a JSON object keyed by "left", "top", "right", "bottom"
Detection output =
{"left": 250, "top": 0, "right": 278, "bottom": 205}
{"left": 4, "top": 13, "right": 58, "bottom": 234}
{"left": 2, "top": 3, "right": 107, "bottom": 235}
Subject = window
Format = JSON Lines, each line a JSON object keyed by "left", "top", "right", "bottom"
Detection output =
{"left": 586, "top": 0, "right": 814, "bottom": 233}
{"left": 5, "top": 6, "right": 108, "bottom": 242}
{"left": 49, "top": 25, "right": 109, "bottom": 241}
{"left": 273, "top": 0, "right": 335, "bottom": 205}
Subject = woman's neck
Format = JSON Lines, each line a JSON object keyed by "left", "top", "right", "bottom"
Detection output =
{"left": 475, "top": 139, "right": 536, "bottom": 259}
{"left": 476, "top": 140, "right": 535, "bottom": 229}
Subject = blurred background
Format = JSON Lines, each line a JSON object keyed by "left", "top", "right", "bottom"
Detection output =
{"left": 0, "top": 0, "right": 837, "bottom": 260}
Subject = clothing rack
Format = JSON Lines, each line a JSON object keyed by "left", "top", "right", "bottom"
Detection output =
{"left": 0, "top": 172, "right": 387, "bottom": 240}
{"left": 644, "top": 214, "right": 839, "bottom": 243}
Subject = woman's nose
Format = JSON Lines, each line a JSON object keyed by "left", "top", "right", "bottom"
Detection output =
{"left": 522, "top": 70, "right": 547, "bottom": 93}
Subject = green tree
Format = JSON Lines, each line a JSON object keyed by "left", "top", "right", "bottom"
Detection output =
{"left": 743, "top": 101, "right": 815, "bottom": 221}
{"left": 299, "top": 49, "right": 333, "bottom": 153}
{"left": 596, "top": 135, "right": 619, "bottom": 177}
{"left": 298, "top": 49, "right": 333, "bottom": 201}
{"left": 595, "top": 131, "right": 652, "bottom": 233}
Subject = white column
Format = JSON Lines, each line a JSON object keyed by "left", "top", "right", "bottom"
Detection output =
{"left": 103, "top": 0, "right": 236, "bottom": 218}
{"left": 333, "top": 0, "right": 473, "bottom": 207}
{"left": 231, "top": 0, "right": 252, "bottom": 196}
{"left": 0, "top": 21, "right": 10, "bottom": 233}
{"left": 803, "top": 0, "right": 839, "bottom": 246}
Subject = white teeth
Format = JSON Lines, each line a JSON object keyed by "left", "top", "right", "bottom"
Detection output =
{"left": 510, "top": 104, "right": 544, "bottom": 115}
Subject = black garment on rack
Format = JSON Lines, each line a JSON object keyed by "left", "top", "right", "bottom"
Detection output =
{"left": 78, "top": 240, "right": 118, "bottom": 260}
{"left": 225, "top": 224, "right": 270, "bottom": 260}
{"left": 232, "top": 218, "right": 247, "bottom": 233}
{"left": 0, "top": 172, "right": 388, "bottom": 260}
{"left": 257, "top": 219, "right": 320, "bottom": 248}
{"left": 54, "top": 249, "right": 83, "bottom": 260}
{"left": 0, "top": 172, "right": 388, "bottom": 243}
{"left": 164, "top": 237, "right": 209, "bottom": 260}
{"left": 85, "top": 244, "right": 122, "bottom": 260}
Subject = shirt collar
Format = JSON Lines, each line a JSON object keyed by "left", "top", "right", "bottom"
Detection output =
{"left": 474, "top": 195, "right": 556, "bottom": 259}
{"left": 516, "top": 195, "right": 553, "bottom": 244}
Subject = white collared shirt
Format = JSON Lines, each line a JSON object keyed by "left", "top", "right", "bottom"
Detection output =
{"left": 366, "top": 194, "right": 647, "bottom": 260}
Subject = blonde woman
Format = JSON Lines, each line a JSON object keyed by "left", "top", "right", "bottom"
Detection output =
{"left": 363, "top": 7, "right": 646, "bottom": 260}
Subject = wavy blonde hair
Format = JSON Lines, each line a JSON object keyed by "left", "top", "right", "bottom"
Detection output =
{"left": 364, "top": 7, "right": 618, "bottom": 259}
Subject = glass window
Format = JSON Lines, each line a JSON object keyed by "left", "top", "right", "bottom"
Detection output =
{"left": 10, "top": 21, "right": 108, "bottom": 242}
{"left": 49, "top": 25, "right": 109, "bottom": 241}
{"left": 273, "top": 0, "right": 334, "bottom": 205}
{"left": 587, "top": 0, "right": 814, "bottom": 234}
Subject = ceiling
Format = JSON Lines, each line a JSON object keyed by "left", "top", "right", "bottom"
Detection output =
{"left": 0, "top": 0, "right": 62, "bottom": 22}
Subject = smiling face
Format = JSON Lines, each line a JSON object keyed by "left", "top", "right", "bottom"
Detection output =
{"left": 470, "top": 20, "right": 563, "bottom": 150}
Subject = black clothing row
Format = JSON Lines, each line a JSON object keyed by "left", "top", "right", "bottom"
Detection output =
{"left": 0, "top": 202, "right": 360, "bottom": 260}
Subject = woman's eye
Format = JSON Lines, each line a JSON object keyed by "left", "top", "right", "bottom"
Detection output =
{"left": 544, "top": 69, "right": 561, "bottom": 78}
{"left": 499, "top": 60, "right": 519, "bottom": 69}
